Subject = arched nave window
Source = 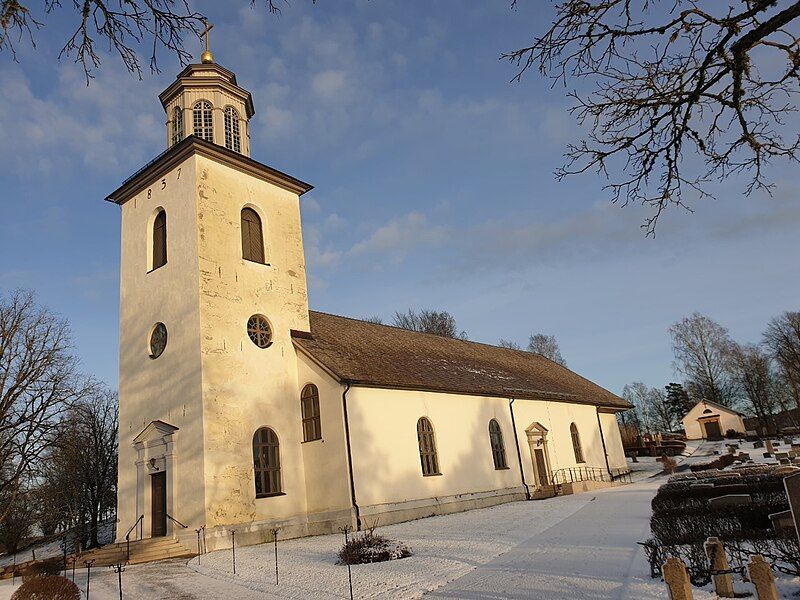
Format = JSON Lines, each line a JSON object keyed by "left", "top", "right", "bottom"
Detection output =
{"left": 570, "top": 423, "right": 585, "bottom": 463}
{"left": 301, "top": 384, "right": 322, "bottom": 442}
{"left": 224, "top": 106, "right": 241, "bottom": 153}
{"left": 417, "top": 417, "right": 440, "bottom": 477}
{"left": 253, "top": 427, "right": 282, "bottom": 497}
{"left": 241, "top": 207, "right": 265, "bottom": 263}
{"left": 193, "top": 100, "right": 213, "bottom": 142}
{"left": 152, "top": 210, "right": 167, "bottom": 270}
{"left": 488, "top": 419, "right": 508, "bottom": 469}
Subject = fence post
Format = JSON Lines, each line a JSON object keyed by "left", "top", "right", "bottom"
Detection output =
{"left": 662, "top": 556, "right": 693, "bottom": 600}
{"left": 340, "top": 525, "right": 354, "bottom": 600}
{"left": 271, "top": 527, "right": 280, "bottom": 585}
{"left": 231, "top": 530, "right": 236, "bottom": 575}
{"left": 747, "top": 555, "right": 778, "bottom": 600}
{"left": 704, "top": 537, "right": 735, "bottom": 598}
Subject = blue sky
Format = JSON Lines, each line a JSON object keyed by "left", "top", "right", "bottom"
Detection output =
{"left": 1, "top": 1, "right": 799, "bottom": 396}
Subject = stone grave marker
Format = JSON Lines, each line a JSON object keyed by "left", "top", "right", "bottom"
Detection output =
{"left": 747, "top": 555, "right": 778, "bottom": 600}
{"left": 766, "top": 440, "right": 775, "bottom": 454}
{"left": 704, "top": 537, "right": 735, "bottom": 598}
{"left": 753, "top": 440, "right": 764, "bottom": 449}
{"left": 662, "top": 556, "right": 693, "bottom": 600}
{"left": 785, "top": 471, "right": 800, "bottom": 545}
{"left": 708, "top": 494, "right": 752, "bottom": 509}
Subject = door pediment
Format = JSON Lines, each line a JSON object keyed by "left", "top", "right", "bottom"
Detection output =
{"left": 133, "top": 420, "right": 179, "bottom": 445}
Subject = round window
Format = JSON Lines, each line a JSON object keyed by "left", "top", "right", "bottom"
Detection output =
{"left": 149, "top": 322, "right": 168, "bottom": 359}
{"left": 247, "top": 315, "right": 272, "bottom": 348}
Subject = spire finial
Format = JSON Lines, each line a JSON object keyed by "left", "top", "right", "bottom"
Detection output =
{"left": 201, "top": 19, "right": 214, "bottom": 64}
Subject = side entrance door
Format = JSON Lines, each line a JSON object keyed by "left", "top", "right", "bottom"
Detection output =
{"left": 534, "top": 448, "right": 549, "bottom": 487}
{"left": 703, "top": 420, "right": 722, "bottom": 440}
{"left": 151, "top": 471, "right": 167, "bottom": 537}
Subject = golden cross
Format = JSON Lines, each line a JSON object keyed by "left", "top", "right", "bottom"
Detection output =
{"left": 202, "top": 19, "right": 214, "bottom": 54}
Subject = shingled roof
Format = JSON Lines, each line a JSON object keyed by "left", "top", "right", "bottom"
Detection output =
{"left": 292, "top": 311, "right": 631, "bottom": 411}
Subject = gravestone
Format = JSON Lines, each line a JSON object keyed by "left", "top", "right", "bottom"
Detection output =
{"left": 768, "top": 510, "right": 794, "bottom": 534}
{"left": 662, "top": 556, "right": 694, "bottom": 600}
{"left": 737, "top": 452, "right": 750, "bottom": 461}
{"left": 780, "top": 458, "right": 791, "bottom": 465}
{"left": 784, "top": 437, "right": 794, "bottom": 445}
{"left": 727, "top": 445, "right": 736, "bottom": 454}
{"left": 705, "top": 537, "right": 735, "bottom": 597}
{"left": 747, "top": 555, "right": 778, "bottom": 600}
{"left": 766, "top": 440, "right": 775, "bottom": 454}
{"left": 785, "top": 472, "right": 800, "bottom": 545}
{"left": 763, "top": 452, "right": 772, "bottom": 458}
{"left": 708, "top": 494, "right": 752, "bottom": 509}
{"left": 753, "top": 440, "right": 764, "bottom": 449}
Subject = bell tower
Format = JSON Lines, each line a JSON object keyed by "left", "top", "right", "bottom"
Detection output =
{"left": 108, "top": 41, "right": 313, "bottom": 546}
{"left": 159, "top": 23, "right": 255, "bottom": 155}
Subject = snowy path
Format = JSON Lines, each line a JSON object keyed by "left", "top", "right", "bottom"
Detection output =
{"left": 426, "top": 479, "right": 675, "bottom": 599}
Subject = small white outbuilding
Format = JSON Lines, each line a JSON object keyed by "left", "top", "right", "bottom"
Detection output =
{"left": 681, "top": 400, "right": 746, "bottom": 440}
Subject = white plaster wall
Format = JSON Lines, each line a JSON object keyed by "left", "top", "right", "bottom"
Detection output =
{"left": 194, "top": 155, "right": 311, "bottom": 529}
{"left": 295, "top": 353, "right": 352, "bottom": 521}
{"left": 682, "top": 401, "right": 746, "bottom": 439}
{"left": 116, "top": 156, "right": 206, "bottom": 541}
{"left": 599, "top": 411, "right": 627, "bottom": 470}
{"left": 509, "top": 399, "right": 616, "bottom": 487}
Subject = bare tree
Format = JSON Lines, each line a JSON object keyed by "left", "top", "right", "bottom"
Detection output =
{"left": 763, "top": 311, "right": 800, "bottom": 409}
{"left": 669, "top": 312, "right": 736, "bottom": 406}
{"left": 498, "top": 338, "right": 522, "bottom": 350}
{"left": 508, "top": 1, "right": 800, "bottom": 234}
{"left": 648, "top": 387, "right": 674, "bottom": 432}
{"left": 0, "top": 0, "right": 298, "bottom": 81}
{"left": 622, "top": 381, "right": 653, "bottom": 434}
{"left": 729, "top": 342, "right": 779, "bottom": 434}
{"left": 0, "top": 290, "right": 92, "bottom": 525}
{"left": 527, "top": 333, "right": 567, "bottom": 366}
{"left": 392, "top": 309, "right": 468, "bottom": 340}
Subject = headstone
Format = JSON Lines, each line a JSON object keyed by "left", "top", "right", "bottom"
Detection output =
{"left": 784, "top": 437, "right": 794, "bottom": 445}
{"left": 662, "top": 556, "right": 694, "bottom": 600}
{"left": 785, "top": 472, "right": 800, "bottom": 545}
{"left": 780, "top": 458, "right": 791, "bottom": 465}
{"left": 747, "top": 554, "right": 778, "bottom": 600}
{"left": 766, "top": 440, "right": 775, "bottom": 454}
{"left": 705, "top": 537, "right": 735, "bottom": 598}
{"left": 727, "top": 445, "right": 736, "bottom": 454}
{"left": 737, "top": 452, "right": 750, "bottom": 461}
{"left": 708, "top": 494, "right": 752, "bottom": 509}
{"left": 768, "top": 510, "right": 795, "bottom": 534}
{"left": 792, "top": 443, "right": 800, "bottom": 452}
{"left": 753, "top": 440, "right": 764, "bottom": 449}
{"left": 763, "top": 452, "right": 772, "bottom": 458}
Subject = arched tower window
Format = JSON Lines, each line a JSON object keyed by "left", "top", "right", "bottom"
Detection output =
{"left": 193, "top": 100, "right": 213, "bottom": 142}
{"left": 570, "top": 423, "right": 585, "bottom": 463}
{"left": 171, "top": 106, "right": 184, "bottom": 146}
{"left": 488, "top": 419, "right": 508, "bottom": 469}
{"left": 241, "top": 207, "right": 265, "bottom": 263}
{"left": 253, "top": 427, "right": 282, "bottom": 497}
{"left": 417, "top": 417, "right": 440, "bottom": 476}
{"left": 152, "top": 210, "right": 167, "bottom": 270}
{"left": 224, "top": 106, "right": 241, "bottom": 153}
{"left": 301, "top": 384, "right": 322, "bottom": 442}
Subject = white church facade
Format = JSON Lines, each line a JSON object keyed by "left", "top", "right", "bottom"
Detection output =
{"left": 108, "top": 50, "right": 632, "bottom": 552}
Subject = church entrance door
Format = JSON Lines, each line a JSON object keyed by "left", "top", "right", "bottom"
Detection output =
{"left": 151, "top": 471, "right": 167, "bottom": 537}
{"left": 534, "top": 448, "right": 549, "bottom": 486}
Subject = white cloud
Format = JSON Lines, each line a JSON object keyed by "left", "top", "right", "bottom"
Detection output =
{"left": 347, "top": 212, "right": 447, "bottom": 264}
{"left": 311, "top": 69, "right": 347, "bottom": 100}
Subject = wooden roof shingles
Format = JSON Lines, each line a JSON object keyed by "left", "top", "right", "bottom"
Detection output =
{"left": 292, "top": 311, "right": 631, "bottom": 411}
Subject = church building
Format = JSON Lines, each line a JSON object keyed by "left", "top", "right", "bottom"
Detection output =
{"left": 107, "top": 46, "right": 632, "bottom": 552}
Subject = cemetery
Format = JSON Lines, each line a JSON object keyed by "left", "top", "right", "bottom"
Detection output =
{"left": 642, "top": 436, "right": 800, "bottom": 598}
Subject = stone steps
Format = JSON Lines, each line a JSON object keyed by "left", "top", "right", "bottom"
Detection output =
{"left": 73, "top": 537, "right": 196, "bottom": 567}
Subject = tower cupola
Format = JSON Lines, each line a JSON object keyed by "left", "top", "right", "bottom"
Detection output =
{"left": 158, "top": 25, "right": 255, "bottom": 156}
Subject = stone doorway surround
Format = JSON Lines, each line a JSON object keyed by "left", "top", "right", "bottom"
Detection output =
{"left": 525, "top": 422, "right": 553, "bottom": 488}
{"left": 132, "top": 420, "right": 179, "bottom": 539}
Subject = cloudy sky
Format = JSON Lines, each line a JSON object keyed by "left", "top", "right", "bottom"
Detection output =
{"left": 1, "top": 1, "right": 798, "bottom": 396}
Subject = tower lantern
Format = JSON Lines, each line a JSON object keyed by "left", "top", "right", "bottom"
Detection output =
{"left": 158, "top": 32, "right": 255, "bottom": 155}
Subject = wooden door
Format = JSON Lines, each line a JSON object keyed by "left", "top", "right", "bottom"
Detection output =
{"left": 704, "top": 420, "right": 722, "bottom": 440}
{"left": 534, "top": 448, "right": 549, "bottom": 486}
{"left": 151, "top": 472, "right": 167, "bottom": 537}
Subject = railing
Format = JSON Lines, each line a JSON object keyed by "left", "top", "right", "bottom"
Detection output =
{"left": 166, "top": 514, "right": 188, "bottom": 529}
{"left": 549, "top": 466, "right": 632, "bottom": 495}
{"left": 125, "top": 515, "right": 144, "bottom": 562}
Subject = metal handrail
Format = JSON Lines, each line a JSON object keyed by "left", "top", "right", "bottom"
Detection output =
{"left": 550, "top": 466, "right": 609, "bottom": 486}
{"left": 125, "top": 515, "right": 144, "bottom": 561}
{"left": 166, "top": 513, "right": 188, "bottom": 529}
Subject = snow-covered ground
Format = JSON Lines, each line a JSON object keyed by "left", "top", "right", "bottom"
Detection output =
{"left": 1, "top": 441, "right": 797, "bottom": 599}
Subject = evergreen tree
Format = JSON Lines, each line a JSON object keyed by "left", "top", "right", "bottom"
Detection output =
{"left": 664, "top": 383, "right": 693, "bottom": 428}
